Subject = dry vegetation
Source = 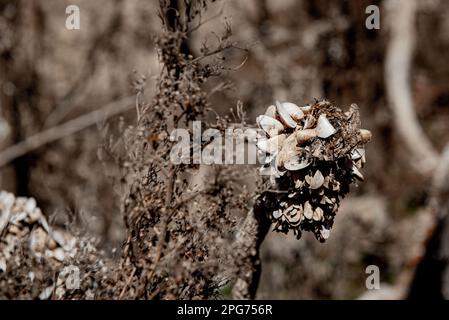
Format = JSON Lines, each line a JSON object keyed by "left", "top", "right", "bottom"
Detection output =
{"left": 1, "top": 0, "right": 449, "bottom": 300}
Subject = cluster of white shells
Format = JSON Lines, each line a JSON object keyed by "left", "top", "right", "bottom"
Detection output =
{"left": 0, "top": 191, "right": 76, "bottom": 273}
{"left": 257, "top": 101, "right": 370, "bottom": 179}
{"left": 256, "top": 100, "right": 371, "bottom": 241}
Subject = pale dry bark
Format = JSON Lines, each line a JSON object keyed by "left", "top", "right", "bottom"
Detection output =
{"left": 385, "top": 0, "right": 439, "bottom": 176}
{"left": 359, "top": 0, "right": 449, "bottom": 299}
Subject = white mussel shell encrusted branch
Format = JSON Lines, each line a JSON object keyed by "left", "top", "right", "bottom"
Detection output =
{"left": 256, "top": 100, "right": 371, "bottom": 242}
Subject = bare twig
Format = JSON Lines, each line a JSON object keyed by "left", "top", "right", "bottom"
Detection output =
{"left": 0, "top": 96, "right": 135, "bottom": 168}
{"left": 187, "top": 4, "right": 225, "bottom": 35}
{"left": 385, "top": 0, "right": 439, "bottom": 176}
{"left": 224, "top": 54, "right": 248, "bottom": 71}
{"left": 146, "top": 188, "right": 208, "bottom": 283}
{"left": 190, "top": 43, "right": 248, "bottom": 64}
{"left": 119, "top": 266, "right": 136, "bottom": 299}
{"left": 207, "top": 81, "right": 233, "bottom": 98}
{"left": 135, "top": 92, "right": 142, "bottom": 123}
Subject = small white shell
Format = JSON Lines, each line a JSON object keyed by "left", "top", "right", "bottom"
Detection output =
{"left": 354, "top": 159, "right": 363, "bottom": 169}
{"left": 283, "top": 156, "right": 311, "bottom": 171}
{"left": 288, "top": 211, "right": 302, "bottom": 225}
{"left": 306, "top": 170, "right": 325, "bottom": 189}
{"left": 313, "top": 207, "right": 323, "bottom": 221}
{"left": 0, "top": 257, "right": 6, "bottom": 272}
{"left": 320, "top": 196, "right": 327, "bottom": 204}
{"left": 359, "top": 129, "right": 372, "bottom": 143}
{"left": 28, "top": 208, "right": 43, "bottom": 223}
{"left": 320, "top": 226, "right": 330, "bottom": 240}
{"left": 25, "top": 198, "right": 37, "bottom": 212}
{"left": 256, "top": 115, "right": 284, "bottom": 137}
{"left": 320, "top": 195, "right": 334, "bottom": 205}
{"left": 277, "top": 133, "right": 300, "bottom": 168}
{"left": 303, "top": 115, "right": 316, "bottom": 129}
{"left": 256, "top": 134, "right": 286, "bottom": 154}
{"left": 273, "top": 210, "right": 283, "bottom": 219}
{"left": 284, "top": 206, "right": 294, "bottom": 214}
{"left": 304, "top": 201, "right": 313, "bottom": 220}
{"left": 295, "top": 129, "right": 318, "bottom": 144}
{"left": 265, "top": 105, "right": 277, "bottom": 118}
{"left": 276, "top": 101, "right": 297, "bottom": 128}
{"left": 316, "top": 114, "right": 336, "bottom": 138}
{"left": 281, "top": 102, "right": 304, "bottom": 121}
{"left": 351, "top": 148, "right": 365, "bottom": 160}
{"left": 52, "top": 248, "right": 66, "bottom": 262}
{"left": 352, "top": 165, "right": 364, "bottom": 181}
{"left": 300, "top": 105, "right": 312, "bottom": 113}
{"left": 259, "top": 156, "right": 285, "bottom": 178}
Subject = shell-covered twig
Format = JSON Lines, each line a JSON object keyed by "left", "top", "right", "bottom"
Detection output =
{"left": 256, "top": 100, "right": 371, "bottom": 242}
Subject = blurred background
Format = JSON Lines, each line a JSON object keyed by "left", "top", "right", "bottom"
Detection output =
{"left": 1, "top": 0, "right": 449, "bottom": 299}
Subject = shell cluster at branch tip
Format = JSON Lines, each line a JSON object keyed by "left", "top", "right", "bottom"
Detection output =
{"left": 256, "top": 99, "right": 371, "bottom": 242}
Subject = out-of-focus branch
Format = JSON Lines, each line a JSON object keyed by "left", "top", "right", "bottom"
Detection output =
{"left": 385, "top": 0, "right": 439, "bottom": 176}
{"left": 231, "top": 198, "right": 271, "bottom": 299}
{"left": 429, "top": 144, "right": 449, "bottom": 205}
{"left": 405, "top": 142, "right": 449, "bottom": 299}
{"left": 0, "top": 96, "right": 134, "bottom": 168}
{"left": 358, "top": 143, "right": 449, "bottom": 299}
{"left": 386, "top": 0, "right": 449, "bottom": 298}
{"left": 359, "top": 0, "right": 448, "bottom": 299}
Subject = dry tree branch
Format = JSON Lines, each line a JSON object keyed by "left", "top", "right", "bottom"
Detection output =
{"left": 189, "top": 42, "right": 248, "bottom": 64}
{"left": 385, "top": 0, "right": 439, "bottom": 176}
{"left": 359, "top": 0, "right": 449, "bottom": 299}
{"left": 231, "top": 99, "right": 373, "bottom": 299}
{"left": 0, "top": 96, "right": 134, "bottom": 168}
{"left": 385, "top": 0, "right": 449, "bottom": 282}
{"left": 429, "top": 144, "right": 449, "bottom": 206}
{"left": 231, "top": 204, "right": 271, "bottom": 299}
{"left": 187, "top": 3, "right": 225, "bottom": 35}
{"left": 380, "top": 143, "right": 449, "bottom": 300}
{"left": 1, "top": 1, "right": 373, "bottom": 300}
